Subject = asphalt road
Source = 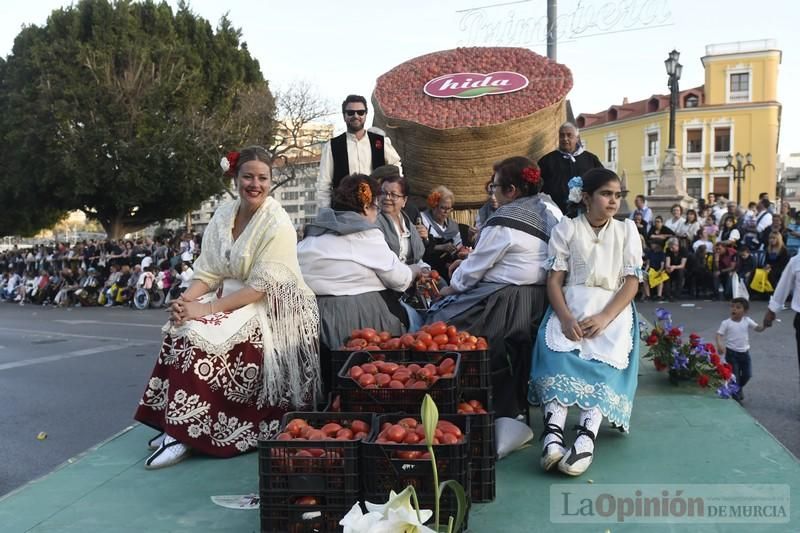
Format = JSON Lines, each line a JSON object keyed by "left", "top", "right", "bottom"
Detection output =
{"left": 0, "top": 298, "right": 798, "bottom": 498}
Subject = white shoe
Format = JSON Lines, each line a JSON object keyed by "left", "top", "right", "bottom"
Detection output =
{"left": 145, "top": 435, "right": 190, "bottom": 469}
{"left": 147, "top": 431, "right": 166, "bottom": 450}
{"left": 557, "top": 425, "right": 596, "bottom": 476}
{"left": 539, "top": 410, "right": 566, "bottom": 471}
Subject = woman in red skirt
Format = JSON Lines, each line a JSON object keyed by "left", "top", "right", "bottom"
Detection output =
{"left": 135, "top": 146, "right": 321, "bottom": 469}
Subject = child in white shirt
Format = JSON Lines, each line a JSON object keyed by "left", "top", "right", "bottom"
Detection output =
{"left": 716, "top": 297, "right": 765, "bottom": 401}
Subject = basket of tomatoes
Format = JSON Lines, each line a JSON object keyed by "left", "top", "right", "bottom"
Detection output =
{"left": 362, "top": 414, "right": 471, "bottom": 531}
{"left": 458, "top": 388, "right": 496, "bottom": 503}
{"left": 259, "top": 493, "right": 352, "bottom": 533}
{"left": 335, "top": 351, "right": 461, "bottom": 413}
{"left": 329, "top": 328, "right": 408, "bottom": 389}
{"left": 414, "top": 321, "right": 491, "bottom": 389}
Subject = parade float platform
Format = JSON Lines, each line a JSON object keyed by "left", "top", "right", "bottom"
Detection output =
{"left": 1, "top": 363, "right": 798, "bottom": 532}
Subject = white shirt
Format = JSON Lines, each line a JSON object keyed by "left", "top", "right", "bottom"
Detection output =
{"left": 768, "top": 254, "right": 800, "bottom": 314}
{"left": 141, "top": 256, "right": 153, "bottom": 269}
{"left": 317, "top": 130, "right": 402, "bottom": 209}
{"left": 450, "top": 225, "right": 549, "bottom": 293}
{"left": 179, "top": 268, "right": 193, "bottom": 288}
{"left": 298, "top": 228, "right": 412, "bottom": 296}
{"left": 713, "top": 205, "right": 728, "bottom": 224}
{"left": 693, "top": 239, "right": 714, "bottom": 253}
{"left": 420, "top": 211, "right": 463, "bottom": 247}
{"left": 717, "top": 317, "right": 758, "bottom": 352}
{"left": 390, "top": 216, "right": 412, "bottom": 264}
{"left": 665, "top": 216, "right": 686, "bottom": 236}
{"left": 755, "top": 210, "right": 773, "bottom": 233}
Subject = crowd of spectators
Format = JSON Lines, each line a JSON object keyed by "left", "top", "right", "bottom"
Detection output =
{"left": 0, "top": 232, "right": 201, "bottom": 308}
{"left": 632, "top": 192, "right": 796, "bottom": 302}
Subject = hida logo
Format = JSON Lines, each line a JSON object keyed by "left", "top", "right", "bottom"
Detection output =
{"left": 423, "top": 71, "right": 529, "bottom": 99}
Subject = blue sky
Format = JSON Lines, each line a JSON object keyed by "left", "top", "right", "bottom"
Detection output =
{"left": 2, "top": 0, "right": 797, "bottom": 160}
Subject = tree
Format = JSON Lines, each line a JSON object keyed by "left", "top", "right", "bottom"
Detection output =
{"left": 0, "top": 0, "right": 275, "bottom": 238}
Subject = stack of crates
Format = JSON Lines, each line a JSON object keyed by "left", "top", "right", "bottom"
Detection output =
{"left": 257, "top": 412, "right": 375, "bottom": 533}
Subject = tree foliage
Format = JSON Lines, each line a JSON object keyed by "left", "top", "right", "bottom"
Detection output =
{"left": 0, "top": 0, "right": 275, "bottom": 238}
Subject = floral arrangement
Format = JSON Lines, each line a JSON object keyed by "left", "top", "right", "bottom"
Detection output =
{"left": 220, "top": 151, "right": 240, "bottom": 177}
{"left": 427, "top": 191, "right": 442, "bottom": 210}
{"left": 521, "top": 166, "right": 541, "bottom": 185}
{"left": 642, "top": 308, "right": 739, "bottom": 398}
{"left": 374, "top": 138, "right": 383, "bottom": 150}
{"left": 340, "top": 394, "right": 467, "bottom": 533}
{"left": 567, "top": 176, "right": 583, "bottom": 204}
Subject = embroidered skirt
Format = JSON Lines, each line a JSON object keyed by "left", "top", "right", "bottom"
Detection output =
{"left": 134, "top": 282, "right": 288, "bottom": 457}
{"left": 528, "top": 306, "right": 640, "bottom": 431}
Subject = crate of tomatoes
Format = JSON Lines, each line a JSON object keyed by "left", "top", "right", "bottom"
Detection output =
{"left": 328, "top": 328, "right": 408, "bottom": 388}
{"left": 258, "top": 412, "right": 375, "bottom": 498}
{"left": 336, "top": 351, "right": 461, "bottom": 414}
{"left": 458, "top": 388, "right": 496, "bottom": 503}
{"left": 362, "top": 414, "right": 471, "bottom": 531}
{"left": 258, "top": 493, "right": 351, "bottom": 533}
{"left": 413, "top": 322, "right": 490, "bottom": 389}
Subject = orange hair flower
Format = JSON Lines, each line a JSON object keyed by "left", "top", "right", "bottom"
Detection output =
{"left": 357, "top": 181, "right": 373, "bottom": 208}
{"left": 427, "top": 191, "right": 442, "bottom": 209}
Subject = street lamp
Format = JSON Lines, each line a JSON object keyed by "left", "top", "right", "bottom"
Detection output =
{"left": 725, "top": 152, "right": 755, "bottom": 206}
{"left": 664, "top": 49, "right": 682, "bottom": 151}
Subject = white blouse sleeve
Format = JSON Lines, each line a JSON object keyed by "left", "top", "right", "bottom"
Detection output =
{"left": 622, "top": 219, "right": 644, "bottom": 281}
{"left": 352, "top": 230, "right": 413, "bottom": 292}
{"left": 546, "top": 218, "right": 573, "bottom": 271}
{"left": 449, "top": 225, "right": 511, "bottom": 293}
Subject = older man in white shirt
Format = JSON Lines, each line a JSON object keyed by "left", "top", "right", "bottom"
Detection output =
{"left": 317, "top": 94, "right": 401, "bottom": 209}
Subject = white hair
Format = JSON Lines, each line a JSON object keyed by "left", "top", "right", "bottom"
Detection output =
{"left": 559, "top": 121, "right": 579, "bottom": 135}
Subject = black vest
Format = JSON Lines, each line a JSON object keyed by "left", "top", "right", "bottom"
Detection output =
{"left": 330, "top": 131, "right": 386, "bottom": 189}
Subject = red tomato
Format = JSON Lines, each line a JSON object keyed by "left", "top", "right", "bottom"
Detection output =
{"left": 358, "top": 373, "right": 376, "bottom": 387}
{"left": 412, "top": 340, "right": 428, "bottom": 352}
{"left": 321, "top": 423, "right": 342, "bottom": 436}
{"left": 350, "top": 420, "right": 370, "bottom": 435}
{"left": 398, "top": 417, "right": 418, "bottom": 429}
{"left": 305, "top": 429, "right": 326, "bottom": 440}
{"left": 403, "top": 432, "right": 422, "bottom": 444}
{"left": 382, "top": 422, "right": 392, "bottom": 432}
{"left": 458, "top": 402, "right": 474, "bottom": 414}
{"left": 391, "top": 371, "right": 410, "bottom": 384}
{"left": 361, "top": 363, "right": 378, "bottom": 375}
{"left": 363, "top": 344, "right": 381, "bottom": 351}
{"left": 406, "top": 378, "right": 417, "bottom": 388}
{"left": 361, "top": 328, "right": 377, "bottom": 339}
{"left": 276, "top": 432, "right": 293, "bottom": 441}
{"left": 294, "top": 495, "right": 319, "bottom": 506}
{"left": 375, "top": 373, "right": 392, "bottom": 387}
{"left": 445, "top": 325, "right": 458, "bottom": 338}
{"left": 386, "top": 424, "right": 407, "bottom": 443}
{"left": 306, "top": 448, "right": 326, "bottom": 457}
{"left": 353, "top": 431, "right": 368, "bottom": 440}
{"left": 428, "top": 321, "right": 447, "bottom": 336}
{"left": 416, "top": 332, "right": 433, "bottom": 346}
{"left": 432, "top": 334, "right": 449, "bottom": 346}
{"left": 468, "top": 399, "right": 482, "bottom": 409}
{"left": 437, "top": 421, "right": 462, "bottom": 438}
{"left": 411, "top": 381, "right": 428, "bottom": 389}
{"left": 407, "top": 364, "right": 421, "bottom": 373}
{"left": 382, "top": 362, "right": 400, "bottom": 373}
{"left": 350, "top": 366, "right": 364, "bottom": 379}
{"left": 346, "top": 338, "right": 368, "bottom": 348}
{"left": 400, "top": 334, "right": 416, "bottom": 348}
{"left": 440, "top": 433, "right": 460, "bottom": 445}
{"left": 396, "top": 450, "right": 421, "bottom": 460}
{"left": 388, "top": 380, "right": 405, "bottom": 389}
{"left": 416, "top": 367, "right": 433, "bottom": 380}
{"left": 476, "top": 338, "right": 488, "bottom": 350}
{"left": 350, "top": 329, "right": 362, "bottom": 340}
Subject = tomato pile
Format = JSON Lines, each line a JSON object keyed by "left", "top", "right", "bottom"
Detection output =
{"left": 276, "top": 417, "right": 372, "bottom": 442}
{"left": 457, "top": 399, "right": 488, "bottom": 415}
{"left": 348, "top": 358, "right": 456, "bottom": 390}
{"left": 341, "top": 322, "right": 488, "bottom": 352}
{"left": 373, "top": 417, "right": 465, "bottom": 459}
{"left": 373, "top": 47, "right": 573, "bottom": 129}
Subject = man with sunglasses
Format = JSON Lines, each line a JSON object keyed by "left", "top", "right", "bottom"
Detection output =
{"left": 317, "top": 94, "right": 402, "bottom": 209}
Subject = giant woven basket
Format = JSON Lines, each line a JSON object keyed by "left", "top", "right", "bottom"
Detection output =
{"left": 372, "top": 47, "right": 572, "bottom": 208}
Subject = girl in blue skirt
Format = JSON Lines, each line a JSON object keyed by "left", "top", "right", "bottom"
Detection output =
{"left": 529, "top": 168, "right": 643, "bottom": 476}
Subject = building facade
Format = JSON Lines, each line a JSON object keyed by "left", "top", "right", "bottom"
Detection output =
{"left": 576, "top": 39, "right": 782, "bottom": 205}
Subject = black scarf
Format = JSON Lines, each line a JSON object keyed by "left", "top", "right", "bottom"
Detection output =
{"left": 484, "top": 195, "right": 560, "bottom": 242}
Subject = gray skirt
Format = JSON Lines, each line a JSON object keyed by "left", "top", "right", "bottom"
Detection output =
{"left": 316, "top": 291, "right": 407, "bottom": 351}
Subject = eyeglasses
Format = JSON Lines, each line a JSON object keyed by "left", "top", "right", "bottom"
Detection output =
{"left": 345, "top": 110, "right": 367, "bottom": 117}
{"left": 437, "top": 205, "right": 453, "bottom": 212}
{"left": 379, "top": 192, "right": 406, "bottom": 200}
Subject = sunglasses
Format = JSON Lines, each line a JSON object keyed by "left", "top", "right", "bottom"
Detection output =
{"left": 345, "top": 110, "right": 367, "bottom": 117}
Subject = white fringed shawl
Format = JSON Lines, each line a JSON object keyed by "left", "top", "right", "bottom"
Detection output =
{"left": 165, "top": 197, "right": 321, "bottom": 408}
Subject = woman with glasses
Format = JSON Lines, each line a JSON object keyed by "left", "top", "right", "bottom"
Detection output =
{"left": 298, "top": 174, "right": 423, "bottom": 391}
{"left": 375, "top": 175, "right": 428, "bottom": 266}
{"left": 421, "top": 186, "right": 464, "bottom": 281}
{"left": 426, "top": 157, "right": 562, "bottom": 418}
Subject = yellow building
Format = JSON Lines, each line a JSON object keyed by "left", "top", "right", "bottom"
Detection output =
{"left": 576, "top": 39, "right": 781, "bottom": 205}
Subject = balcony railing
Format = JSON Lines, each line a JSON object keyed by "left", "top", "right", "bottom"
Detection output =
{"left": 683, "top": 152, "right": 705, "bottom": 168}
{"left": 641, "top": 155, "right": 659, "bottom": 171}
{"left": 711, "top": 151, "right": 731, "bottom": 168}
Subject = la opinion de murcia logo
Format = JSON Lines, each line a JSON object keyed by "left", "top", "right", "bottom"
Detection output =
{"left": 423, "top": 71, "right": 529, "bottom": 99}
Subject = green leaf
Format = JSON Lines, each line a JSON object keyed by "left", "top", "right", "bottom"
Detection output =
{"left": 439, "top": 479, "right": 469, "bottom": 533}
{"left": 454, "top": 86, "right": 500, "bottom": 98}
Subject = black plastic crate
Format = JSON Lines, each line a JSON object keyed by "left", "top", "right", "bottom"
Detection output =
{"left": 260, "top": 500, "right": 351, "bottom": 533}
{"left": 470, "top": 456, "right": 496, "bottom": 503}
{"left": 336, "top": 351, "right": 461, "bottom": 414}
{"left": 329, "top": 348, "right": 407, "bottom": 392}
{"left": 258, "top": 412, "right": 376, "bottom": 496}
{"left": 362, "top": 414, "right": 471, "bottom": 531}
{"left": 418, "top": 349, "right": 490, "bottom": 389}
{"left": 459, "top": 387, "right": 496, "bottom": 460}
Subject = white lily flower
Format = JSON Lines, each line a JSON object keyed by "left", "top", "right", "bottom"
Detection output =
{"left": 364, "top": 487, "right": 414, "bottom": 516}
{"left": 339, "top": 502, "right": 384, "bottom": 533}
{"left": 370, "top": 507, "right": 436, "bottom": 533}
{"left": 220, "top": 157, "right": 230, "bottom": 172}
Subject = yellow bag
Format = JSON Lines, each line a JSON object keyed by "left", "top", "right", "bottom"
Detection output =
{"left": 749, "top": 268, "right": 774, "bottom": 293}
{"left": 648, "top": 268, "right": 670, "bottom": 288}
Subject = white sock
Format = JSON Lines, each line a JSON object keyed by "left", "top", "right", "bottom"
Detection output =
{"left": 542, "top": 400, "right": 567, "bottom": 448}
{"left": 574, "top": 407, "right": 603, "bottom": 454}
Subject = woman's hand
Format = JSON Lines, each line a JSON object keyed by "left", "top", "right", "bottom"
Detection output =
{"left": 561, "top": 316, "right": 583, "bottom": 341}
{"left": 436, "top": 285, "right": 457, "bottom": 299}
{"left": 436, "top": 242, "right": 457, "bottom": 255}
{"left": 169, "top": 298, "right": 210, "bottom": 326}
{"left": 415, "top": 223, "right": 429, "bottom": 240}
{"left": 447, "top": 259, "right": 463, "bottom": 278}
{"left": 579, "top": 312, "right": 612, "bottom": 339}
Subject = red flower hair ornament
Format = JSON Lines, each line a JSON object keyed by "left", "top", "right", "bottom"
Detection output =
{"left": 357, "top": 182, "right": 373, "bottom": 209}
{"left": 522, "top": 167, "right": 541, "bottom": 185}
{"left": 427, "top": 191, "right": 442, "bottom": 210}
{"left": 220, "top": 151, "right": 240, "bottom": 177}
